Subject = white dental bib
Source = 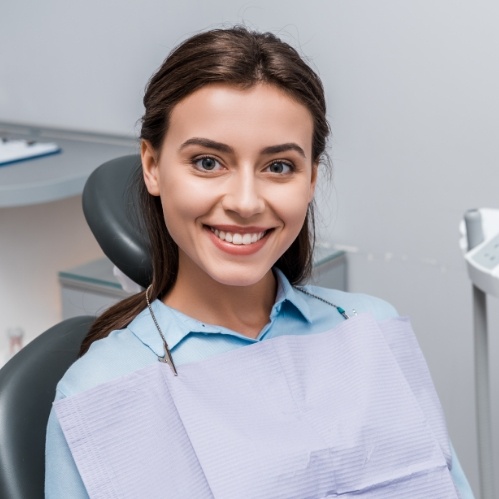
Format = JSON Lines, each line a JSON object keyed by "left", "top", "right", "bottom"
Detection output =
{"left": 55, "top": 314, "right": 458, "bottom": 498}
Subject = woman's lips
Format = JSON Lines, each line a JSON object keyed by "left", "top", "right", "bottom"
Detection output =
{"left": 205, "top": 225, "right": 272, "bottom": 254}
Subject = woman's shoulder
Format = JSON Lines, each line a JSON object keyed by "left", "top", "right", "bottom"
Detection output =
{"left": 302, "top": 284, "right": 399, "bottom": 322}
{"left": 55, "top": 326, "right": 157, "bottom": 399}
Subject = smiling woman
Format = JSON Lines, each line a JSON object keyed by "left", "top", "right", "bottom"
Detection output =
{"left": 45, "top": 27, "right": 473, "bottom": 498}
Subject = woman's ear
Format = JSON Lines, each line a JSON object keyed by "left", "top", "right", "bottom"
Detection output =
{"left": 141, "top": 140, "right": 161, "bottom": 196}
{"left": 308, "top": 161, "right": 319, "bottom": 203}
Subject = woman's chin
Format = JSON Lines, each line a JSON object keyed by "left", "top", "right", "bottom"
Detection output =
{"left": 205, "top": 267, "right": 275, "bottom": 289}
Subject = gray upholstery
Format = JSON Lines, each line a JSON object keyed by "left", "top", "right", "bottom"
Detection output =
{"left": 82, "top": 154, "right": 152, "bottom": 288}
{"left": 0, "top": 316, "right": 94, "bottom": 499}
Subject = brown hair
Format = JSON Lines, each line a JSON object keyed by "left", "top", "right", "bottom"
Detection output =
{"left": 80, "top": 26, "right": 329, "bottom": 355}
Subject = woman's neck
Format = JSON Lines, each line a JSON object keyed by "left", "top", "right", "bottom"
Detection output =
{"left": 163, "top": 264, "right": 277, "bottom": 339}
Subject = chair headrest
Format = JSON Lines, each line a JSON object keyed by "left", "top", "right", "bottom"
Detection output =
{"left": 82, "top": 155, "right": 152, "bottom": 288}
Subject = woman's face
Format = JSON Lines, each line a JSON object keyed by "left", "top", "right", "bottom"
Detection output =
{"left": 142, "top": 83, "right": 317, "bottom": 288}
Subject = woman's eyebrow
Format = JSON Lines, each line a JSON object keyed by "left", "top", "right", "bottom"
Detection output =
{"left": 260, "top": 143, "right": 306, "bottom": 158}
{"left": 179, "top": 138, "right": 233, "bottom": 153}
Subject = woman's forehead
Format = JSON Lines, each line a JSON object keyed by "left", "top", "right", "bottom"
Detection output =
{"left": 165, "top": 83, "right": 314, "bottom": 156}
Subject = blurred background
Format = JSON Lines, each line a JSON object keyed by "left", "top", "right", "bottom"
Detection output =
{"left": 1, "top": 1, "right": 498, "bottom": 494}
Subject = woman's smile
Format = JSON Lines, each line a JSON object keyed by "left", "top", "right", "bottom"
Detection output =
{"left": 208, "top": 226, "right": 268, "bottom": 245}
{"left": 206, "top": 225, "right": 273, "bottom": 256}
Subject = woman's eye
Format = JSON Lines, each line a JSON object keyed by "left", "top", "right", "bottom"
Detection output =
{"left": 266, "top": 161, "right": 293, "bottom": 174}
{"left": 194, "top": 156, "right": 222, "bottom": 171}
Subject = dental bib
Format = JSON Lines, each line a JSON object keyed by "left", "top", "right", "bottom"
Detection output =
{"left": 55, "top": 314, "right": 458, "bottom": 498}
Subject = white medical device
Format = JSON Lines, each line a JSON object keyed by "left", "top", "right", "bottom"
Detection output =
{"left": 466, "top": 214, "right": 499, "bottom": 298}
{"left": 464, "top": 209, "right": 498, "bottom": 499}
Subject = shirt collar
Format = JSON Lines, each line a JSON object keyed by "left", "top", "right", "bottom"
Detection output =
{"left": 271, "top": 268, "right": 312, "bottom": 324}
{"left": 128, "top": 300, "right": 220, "bottom": 357}
{"left": 127, "top": 267, "right": 312, "bottom": 356}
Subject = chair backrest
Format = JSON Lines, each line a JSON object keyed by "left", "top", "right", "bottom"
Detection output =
{"left": 0, "top": 316, "right": 94, "bottom": 499}
{"left": 82, "top": 154, "right": 152, "bottom": 288}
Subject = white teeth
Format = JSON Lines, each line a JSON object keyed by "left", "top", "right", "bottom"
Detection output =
{"left": 242, "top": 234, "right": 252, "bottom": 245}
{"left": 211, "top": 228, "right": 266, "bottom": 245}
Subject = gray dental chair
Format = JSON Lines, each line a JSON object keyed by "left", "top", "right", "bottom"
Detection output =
{"left": 0, "top": 155, "right": 146, "bottom": 499}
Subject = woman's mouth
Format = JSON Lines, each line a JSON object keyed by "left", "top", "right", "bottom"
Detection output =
{"left": 209, "top": 227, "right": 267, "bottom": 245}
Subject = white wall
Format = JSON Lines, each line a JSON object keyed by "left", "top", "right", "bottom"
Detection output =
{"left": 0, "top": 197, "right": 104, "bottom": 355}
{"left": 2, "top": 1, "right": 498, "bottom": 495}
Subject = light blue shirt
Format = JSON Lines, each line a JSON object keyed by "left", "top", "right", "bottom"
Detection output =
{"left": 45, "top": 269, "right": 474, "bottom": 498}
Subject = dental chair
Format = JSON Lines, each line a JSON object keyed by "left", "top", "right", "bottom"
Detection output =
{"left": 0, "top": 154, "right": 146, "bottom": 499}
{"left": 82, "top": 154, "right": 151, "bottom": 289}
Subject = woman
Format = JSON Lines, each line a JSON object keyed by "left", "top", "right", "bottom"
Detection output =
{"left": 46, "top": 27, "right": 473, "bottom": 498}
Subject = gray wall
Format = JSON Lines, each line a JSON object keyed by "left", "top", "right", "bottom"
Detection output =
{"left": 2, "top": 1, "right": 499, "bottom": 495}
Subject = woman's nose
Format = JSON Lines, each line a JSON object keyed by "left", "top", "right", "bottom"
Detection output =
{"left": 221, "top": 171, "right": 265, "bottom": 218}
